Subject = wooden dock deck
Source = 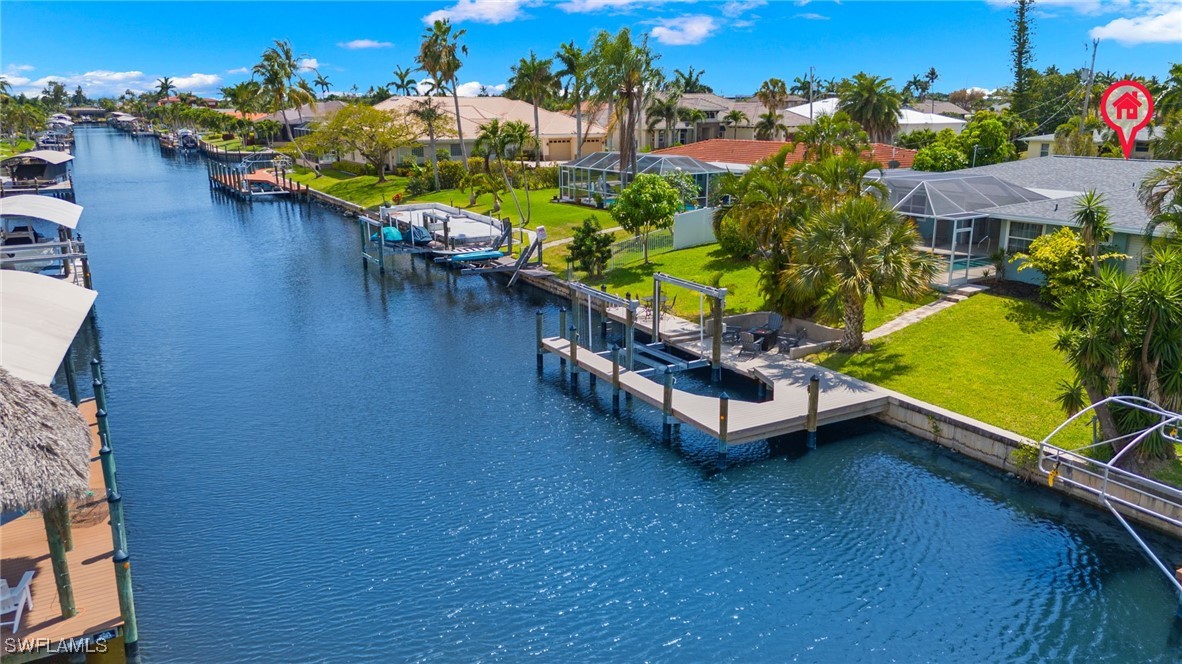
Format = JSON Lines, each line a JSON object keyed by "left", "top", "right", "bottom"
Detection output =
{"left": 209, "top": 167, "right": 308, "bottom": 199}
{"left": 542, "top": 336, "right": 888, "bottom": 445}
{"left": 0, "top": 400, "right": 124, "bottom": 659}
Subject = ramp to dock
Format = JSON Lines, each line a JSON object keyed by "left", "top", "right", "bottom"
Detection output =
{"left": 542, "top": 337, "right": 888, "bottom": 445}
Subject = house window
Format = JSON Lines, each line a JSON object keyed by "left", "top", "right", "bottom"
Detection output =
{"left": 1007, "top": 221, "right": 1043, "bottom": 253}
{"left": 411, "top": 146, "right": 424, "bottom": 158}
{"left": 450, "top": 143, "right": 463, "bottom": 158}
{"left": 705, "top": 111, "right": 717, "bottom": 119}
{"left": 1039, "top": 143, "right": 1049, "bottom": 157}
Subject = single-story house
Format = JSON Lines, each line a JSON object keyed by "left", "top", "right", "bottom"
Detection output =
{"left": 1021, "top": 126, "right": 1164, "bottom": 160}
{"left": 375, "top": 96, "right": 607, "bottom": 163}
{"left": 906, "top": 100, "right": 971, "bottom": 118}
{"left": 786, "top": 98, "right": 967, "bottom": 137}
{"left": 262, "top": 101, "right": 348, "bottom": 137}
{"left": 876, "top": 155, "right": 1178, "bottom": 287}
{"left": 644, "top": 93, "right": 812, "bottom": 148}
{"left": 651, "top": 139, "right": 917, "bottom": 171}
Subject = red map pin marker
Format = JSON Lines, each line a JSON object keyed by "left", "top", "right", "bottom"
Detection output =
{"left": 1100, "top": 80, "right": 1154, "bottom": 160}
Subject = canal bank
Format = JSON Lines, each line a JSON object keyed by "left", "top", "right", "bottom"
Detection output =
{"left": 56, "top": 126, "right": 1182, "bottom": 662}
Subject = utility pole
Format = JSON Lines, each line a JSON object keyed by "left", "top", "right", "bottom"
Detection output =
{"left": 1081, "top": 39, "right": 1099, "bottom": 123}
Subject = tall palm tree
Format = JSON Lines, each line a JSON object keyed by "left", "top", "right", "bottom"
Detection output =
{"left": 678, "top": 107, "right": 706, "bottom": 143}
{"left": 313, "top": 73, "right": 332, "bottom": 98}
{"left": 253, "top": 39, "right": 315, "bottom": 169}
{"left": 390, "top": 65, "right": 418, "bottom": 96}
{"left": 785, "top": 195, "right": 938, "bottom": 350}
{"left": 672, "top": 66, "right": 711, "bottom": 93}
{"left": 555, "top": 42, "right": 593, "bottom": 159}
{"left": 1071, "top": 190, "right": 1113, "bottom": 275}
{"left": 790, "top": 75, "right": 813, "bottom": 99}
{"left": 410, "top": 97, "right": 446, "bottom": 190}
{"left": 155, "top": 76, "right": 177, "bottom": 99}
{"left": 903, "top": 75, "right": 926, "bottom": 105}
{"left": 1139, "top": 163, "right": 1182, "bottom": 241}
{"left": 220, "top": 81, "right": 260, "bottom": 124}
{"left": 418, "top": 19, "right": 469, "bottom": 167}
{"left": 507, "top": 51, "right": 558, "bottom": 166}
{"left": 588, "top": 27, "right": 661, "bottom": 183}
{"left": 924, "top": 67, "right": 939, "bottom": 113}
{"left": 838, "top": 72, "right": 902, "bottom": 143}
{"left": 755, "top": 78, "right": 788, "bottom": 117}
{"left": 646, "top": 93, "right": 680, "bottom": 147}
{"left": 723, "top": 109, "right": 748, "bottom": 139}
{"left": 791, "top": 110, "right": 869, "bottom": 161}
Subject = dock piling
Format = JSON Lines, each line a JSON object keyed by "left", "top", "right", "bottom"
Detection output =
{"left": 662, "top": 367, "right": 674, "bottom": 443}
{"left": 569, "top": 327, "right": 579, "bottom": 384}
{"left": 611, "top": 345, "right": 621, "bottom": 414}
{"left": 62, "top": 347, "right": 79, "bottom": 405}
{"left": 806, "top": 374, "right": 820, "bottom": 449}
{"left": 558, "top": 308, "right": 567, "bottom": 371}
{"left": 718, "top": 392, "right": 729, "bottom": 457}
{"left": 536, "top": 311, "right": 544, "bottom": 373}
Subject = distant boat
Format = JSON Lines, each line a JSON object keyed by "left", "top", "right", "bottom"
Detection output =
{"left": 178, "top": 129, "right": 198, "bottom": 150}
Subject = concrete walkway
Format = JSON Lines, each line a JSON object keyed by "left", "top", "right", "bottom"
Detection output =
{"left": 863, "top": 299, "right": 957, "bottom": 341}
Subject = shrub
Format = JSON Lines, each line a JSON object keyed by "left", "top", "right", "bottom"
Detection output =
{"left": 437, "top": 160, "right": 467, "bottom": 190}
{"left": 716, "top": 214, "right": 757, "bottom": 259}
{"left": 333, "top": 160, "right": 374, "bottom": 176}
{"left": 531, "top": 165, "right": 560, "bottom": 189}
{"left": 570, "top": 216, "right": 615, "bottom": 278}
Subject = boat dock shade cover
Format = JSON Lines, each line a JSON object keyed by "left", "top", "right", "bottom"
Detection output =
{"left": 0, "top": 271, "right": 96, "bottom": 385}
{"left": 0, "top": 195, "right": 84, "bottom": 230}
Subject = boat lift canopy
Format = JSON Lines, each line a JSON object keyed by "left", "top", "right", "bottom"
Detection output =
{"left": 0, "top": 271, "right": 96, "bottom": 385}
{"left": 0, "top": 195, "right": 84, "bottom": 230}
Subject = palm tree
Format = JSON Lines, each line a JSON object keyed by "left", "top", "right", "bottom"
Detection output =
{"left": 1139, "top": 163, "right": 1182, "bottom": 240}
{"left": 903, "top": 75, "right": 926, "bottom": 105}
{"left": 555, "top": 42, "right": 593, "bottom": 159}
{"left": 1071, "top": 190, "right": 1113, "bottom": 275}
{"left": 410, "top": 97, "right": 446, "bottom": 190}
{"left": 418, "top": 19, "right": 469, "bottom": 167}
{"left": 924, "top": 67, "right": 939, "bottom": 113}
{"left": 0, "top": 77, "right": 12, "bottom": 101}
{"left": 390, "top": 65, "right": 418, "bottom": 96}
{"left": 785, "top": 196, "right": 939, "bottom": 350}
{"left": 503, "top": 120, "right": 536, "bottom": 225}
{"left": 838, "top": 72, "right": 902, "bottom": 143}
{"left": 253, "top": 39, "right": 315, "bottom": 170}
{"left": 723, "top": 109, "right": 748, "bottom": 139}
{"left": 313, "top": 73, "right": 332, "bottom": 98}
{"left": 754, "top": 111, "right": 786, "bottom": 141}
{"left": 791, "top": 110, "right": 869, "bottom": 161}
{"left": 646, "top": 93, "right": 680, "bottom": 147}
{"left": 507, "top": 51, "right": 558, "bottom": 166}
{"left": 678, "top": 107, "right": 706, "bottom": 143}
{"left": 790, "top": 75, "right": 813, "bottom": 99}
{"left": 220, "top": 81, "right": 260, "bottom": 124}
{"left": 672, "top": 66, "right": 711, "bottom": 93}
{"left": 755, "top": 78, "right": 788, "bottom": 117}
{"left": 156, "top": 76, "right": 177, "bottom": 99}
{"left": 588, "top": 27, "right": 661, "bottom": 183}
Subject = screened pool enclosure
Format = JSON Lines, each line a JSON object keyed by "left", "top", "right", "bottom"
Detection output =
{"left": 875, "top": 171, "right": 1050, "bottom": 286}
{"left": 559, "top": 152, "right": 729, "bottom": 209}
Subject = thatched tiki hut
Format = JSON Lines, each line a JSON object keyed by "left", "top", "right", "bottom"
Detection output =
{"left": 0, "top": 366, "right": 92, "bottom": 618}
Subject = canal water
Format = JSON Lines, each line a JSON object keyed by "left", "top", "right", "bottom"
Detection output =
{"left": 64, "top": 127, "right": 1182, "bottom": 662}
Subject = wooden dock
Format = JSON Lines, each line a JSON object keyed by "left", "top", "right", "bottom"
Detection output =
{"left": 0, "top": 400, "right": 125, "bottom": 661}
{"left": 207, "top": 162, "right": 308, "bottom": 200}
{"left": 541, "top": 336, "right": 888, "bottom": 445}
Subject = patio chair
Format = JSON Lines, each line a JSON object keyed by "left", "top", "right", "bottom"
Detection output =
{"left": 767, "top": 312, "right": 784, "bottom": 334}
{"left": 777, "top": 331, "right": 800, "bottom": 354}
{"left": 721, "top": 323, "right": 742, "bottom": 345}
{"left": 737, "top": 331, "right": 761, "bottom": 360}
{"left": 1, "top": 571, "right": 34, "bottom": 633}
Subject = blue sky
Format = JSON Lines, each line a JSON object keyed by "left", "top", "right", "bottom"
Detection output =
{"left": 2, "top": 1, "right": 1178, "bottom": 100}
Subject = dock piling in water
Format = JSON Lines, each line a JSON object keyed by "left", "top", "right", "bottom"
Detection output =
{"left": 807, "top": 374, "right": 820, "bottom": 449}
{"left": 662, "top": 367, "right": 674, "bottom": 443}
{"left": 611, "top": 345, "right": 621, "bottom": 414}
{"left": 718, "top": 392, "right": 729, "bottom": 457}
{"left": 536, "top": 311, "right": 544, "bottom": 373}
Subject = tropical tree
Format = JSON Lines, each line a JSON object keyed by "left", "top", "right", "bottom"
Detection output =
{"left": 390, "top": 65, "right": 418, "bottom": 96}
{"left": 474, "top": 118, "right": 534, "bottom": 225}
{"left": 303, "top": 105, "right": 420, "bottom": 182}
{"left": 220, "top": 81, "right": 260, "bottom": 123}
{"left": 784, "top": 196, "right": 939, "bottom": 350}
{"left": 555, "top": 42, "right": 593, "bottom": 159}
{"left": 569, "top": 216, "right": 615, "bottom": 277}
{"left": 723, "top": 109, "right": 748, "bottom": 139}
{"left": 254, "top": 119, "right": 282, "bottom": 146}
{"left": 838, "top": 72, "right": 902, "bottom": 143}
{"left": 678, "top": 107, "right": 706, "bottom": 143}
{"left": 755, "top": 78, "right": 789, "bottom": 117}
{"left": 253, "top": 39, "right": 316, "bottom": 168}
{"left": 588, "top": 27, "right": 661, "bottom": 183}
{"left": 671, "top": 67, "right": 711, "bottom": 94}
{"left": 408, "top": 97, "right": 454, "bottom": 191}
{"left": 646, "top": 92, "right": 680, "bottom": 148}
{"left": 754, "top": 111, "right": 786, "bottom": 141}
{"left": 156, "top": 76, "right": 177, "bottom": 99}
{"left": 790, "top": 75, "right": 814, "bottom": 99}
{"left": 791, "top": 110, "right": 869, "bottom": 161}
{"left": 610, "top": 173, "right": 682, "bottom": 263}
{"left": 312, "top": 72, "right": 332, "bottom": 98}
{"left": 1139, "top": 163, "right": 1182, "bottom": 241}
{"left": 471, "top": 171, "right": 506, "bottom": 213}
{"left": 507, "top": 51, "right": 558, "bottom": 166}
{"left": 1071, "top": 190, "right": 1114, "bottom": 275}
{"left": 418, "top": 19, "right": 469, "bottom": 167}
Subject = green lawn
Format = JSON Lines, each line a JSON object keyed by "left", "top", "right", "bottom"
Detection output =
{"left": 289, "top": 167, "right": 409, "bottom": 209}
{"left": 816, "top": 294, "right": 1093, "bottom": 448}
{"left": 201, "top": 135, "right": 268, "bottom": 152}
{"left": 0, "top": 138, "right": 34, "bottom": 159}
{"left": 414, "top": 187, "right": 595, "bottom": 244}
{"left": 581, "top": 243, "right": 930, "bottom": 326}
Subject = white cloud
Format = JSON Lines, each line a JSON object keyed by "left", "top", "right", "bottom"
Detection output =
{"left": 338, "top": 39, "right": 393, "bottom": 50}
{"left": 298, "top": 58, "right": 319, "bottom": 72}
{"left": 424, "top": 0, "right": 534, "bottom": 24}
{"left": 173, "top": 73, "right": 222, "bottom": 90}
{"left": 6, "top": 64, "right": 34, "bottom": 73}
{"left": 651, "top": 15, "right": 718, "bottom": 45}
{"left": 722, "top": 0, "right": 765, "bottom": 17}
{"left": 795, "top": 12, "right": 829, "bottom": 20}
{"left": 1091, "top": 5, "right": 1182, "bottom": 44}
{"left": 557, "top": 0, "right": 694, "bottom": 13}
{"left": 455, "top": 81, "right": 506, "bottom": 96}
{"left": 226, "top": 67, "right": 250, "bottom": 75}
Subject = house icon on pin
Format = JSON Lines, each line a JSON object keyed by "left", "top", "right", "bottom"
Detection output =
{"left": 1113, "top": 91, "right": 1142, "bottom": 120}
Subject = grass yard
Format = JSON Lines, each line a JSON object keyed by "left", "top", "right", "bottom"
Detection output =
{"left": 0, "top": 138, "right": 35, "bottom": 159}
{"left": 289, "top": 167, "right": 409, "bottom": 209}
{"left": 414, "top": 187, "right": 595, "bottom": 244}
{"left": 816, "top": 294, "right": 1093, "bottom": 449}
{"left": 201, "top": 135, "right": 268, "bottom": 152}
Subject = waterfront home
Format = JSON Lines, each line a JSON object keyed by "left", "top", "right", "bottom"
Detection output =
{"left": 786, "top": 97, "right": 967, "bottom": 137}
{"left": 651, "top": 139, "right": 918, "bottom": 172}
{"left": 261, "top": 100, "right": 348, "bottom": 138}
{"left": 643, "top": 92, "right": 810, "bottom": 148}
{"left": 375, "top": 95, "right": 608, "bottom": 163}
{"left": 1021, "top": 126, "right": 1164, "bottom": 160}
{"left": 876, "top": 155, "right": 1179, "bottom": 287}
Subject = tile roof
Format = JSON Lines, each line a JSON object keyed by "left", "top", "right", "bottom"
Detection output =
{"left": 376, "top": 96, "right": 606, "bottom": 139}
{"left": 651, "top": 139, "right": 917, "bottom": 168}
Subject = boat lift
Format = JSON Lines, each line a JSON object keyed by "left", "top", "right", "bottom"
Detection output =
{"left": 1038, "top": 396, "right": 1182, "bottom": 608}
{"left": 568, "top": 282, "right": 639, "bottom": 371}
{"left": 652, "top": 272, "right": 727, "bottom": 381}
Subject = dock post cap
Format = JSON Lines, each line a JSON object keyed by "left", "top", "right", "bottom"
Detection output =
{"left": 810, "top": 374, "right": 819, "bottom": 383}
{"left": 113, "top": 549, "right": 129, "bottom": 564}
{"left": 96, "top": 408, "right": 107, "bottom": 418}
{"left": 720, "top": 392, "right": 729, "bottom": 400}
{"left": 90, "top": 358, "right": 100, "bottom": 366}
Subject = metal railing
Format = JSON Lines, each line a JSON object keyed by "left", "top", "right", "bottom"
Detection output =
{"left": 1038, "top": 396, "right": 1182, "bottom": 595}
{"left": 609, "top": 229, "right": 674, "bottom": 271}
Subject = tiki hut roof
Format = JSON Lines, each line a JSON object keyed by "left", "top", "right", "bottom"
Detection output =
{"left": 0, "top": 367, "right": 91, "bottom": 512}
